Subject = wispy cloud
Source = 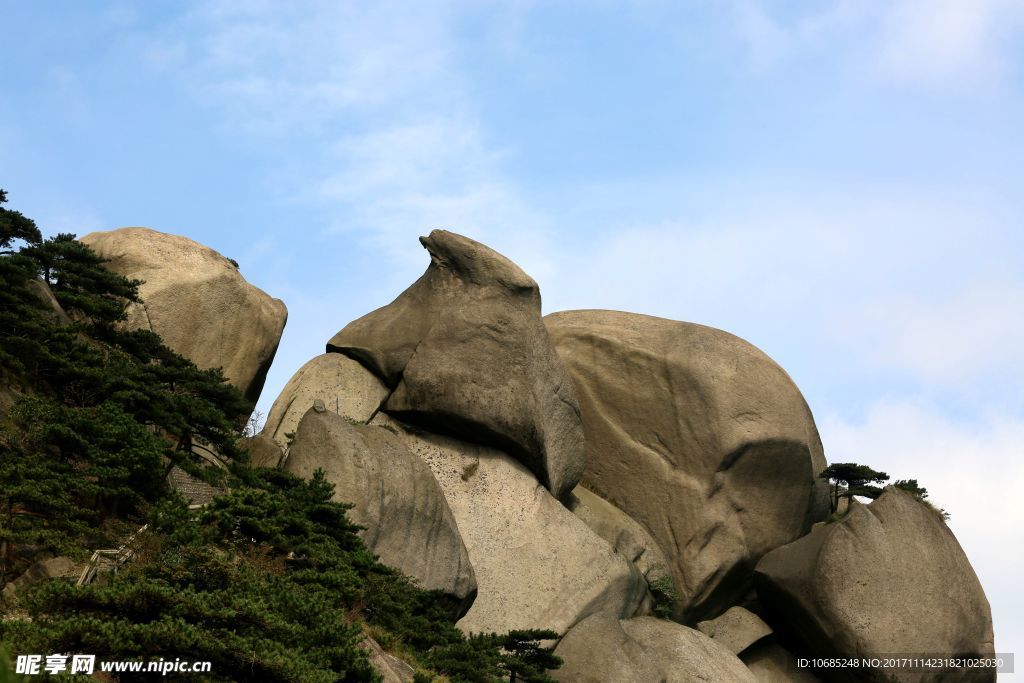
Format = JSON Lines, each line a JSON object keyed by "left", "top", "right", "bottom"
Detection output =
{"left": 521, "top": 182, "right": 1024, "bottom": 512}
{"left": 876, "top": 0, "right": 1024, "bottom": 86}
{"left": 728, "top": 0, "right": 1024, "bottom": 88}
{"left": 729, "top": 0, "right": 868, "bottom": 70}
{"left": 182, "top": 1, "right": 460, "bottom": 129}
{"left": 841, "top": 281, "right": 1024, "bottom": 390}
{"left": 159, "top": 0, "right": 555, "bottom": 278}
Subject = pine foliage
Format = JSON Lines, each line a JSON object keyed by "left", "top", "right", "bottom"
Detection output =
{"left": 0, "top": 189, "right": 562, "bottom": 682}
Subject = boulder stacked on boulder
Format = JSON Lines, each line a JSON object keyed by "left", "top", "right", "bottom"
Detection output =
{"left": 285, "top": 406, "right": 477, "bottom": 616}
{"left": 755, "top": 487, "right": 996, "bottom": 682}
{"left": 696, "top": 606, "right": 773, "bottom": 656}
{"left": 263, "top": 352, "right": 389, "bottom": 452}
{"left": 546, "top": 310, "right": 830, "bottom": 622}
{"left": 235, "top": 227, "right": 995, "bottom": 682}
{"left": 80, "top": 227, "right": 287, "bottom": 404}
{"left": 327, "top": 230, "right": 585, "bottom": 500}
{"left": 371, "top": 414, "right": 647, "bottom": 636}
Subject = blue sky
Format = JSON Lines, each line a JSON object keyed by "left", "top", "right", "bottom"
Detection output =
{"left": 3, "top": 0, "right": 1022, "bottom": 661}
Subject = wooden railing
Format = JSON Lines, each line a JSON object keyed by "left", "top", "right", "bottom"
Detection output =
{"left": 75, "top": 524, "right": 148, "bottom": 587}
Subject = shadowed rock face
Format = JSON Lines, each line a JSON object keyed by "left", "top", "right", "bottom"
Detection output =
{"left": 741, "top": 640, "right": 822, "bottom": 682}
{"left": 26, "top": 279, "right": 71, "bottom": 326}
{"left": 327, "top": 230, "right": 585, "bottom": 499}
{"left": 552, "top": 613, "right": 758, "bottom": 683}
{"left": 545, "top": 309, "right": 830, "bottom": 623}
{"left": 755, "top": 487, "right": 996, "bottom": 683}
{"left": 567, "top": 485, "right": 670, "bottom": 586}
{"left": 80, "top": 227, "right": 287, "bottom": 404}
{"left": 285, "top": 408, "right": 477, "bottom": 616}
{"left": 370, "top": 413, "right": 647, "bottom": 637}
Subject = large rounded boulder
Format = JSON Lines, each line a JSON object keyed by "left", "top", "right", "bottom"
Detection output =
{"left": 552, "top": 613, "right": 757, "bottom": 682}
{"left": 80, "top": 227, "right": 287, "bottom": 404}
{"left": 285, "top": 407, "right": 477, "bottom": 616}
{"left": 754, "top": 487, "right": 995, "bottom": 682}
{"left": 263, "top": 353, "right": 389, "bottom": 451}
{"left": 327, "top": 230, "right": 584, "bottom": 499}
{"left": 545, "top": 310, "right": 829, "bottom": 622}
{"left": 696, "top": 606, "right": 773, "bottom": 656}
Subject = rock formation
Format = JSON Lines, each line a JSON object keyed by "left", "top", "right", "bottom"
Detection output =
{"left": 371, "top": 413, "right": 646, "bottom": 636}
{"left": 327, "top": 230, "right": 584, "bottom": 499}
{"left": 26, "top": 278, "right": 71, "bottom": 326}
{"left": 359, "top": 638, "right": 415, "bottom": 683}
{"left": 263, "top": 352, "right": 389, "bottom": 451}
{"left": 755, "top": 487, "right": 995, "bottom": 682}
{"left": 239, "top": 432, "right": 284, "bottom": 469}
{"left": 80, "top": 227, "right": 287, "bottom": 404}
{"left": 2, "top": 556, "right": 77, "bottom": 604}
{"left": 552, "top": 613, "right": 758, "bottom": 682}
{"left": 697, "top": 606, "right": 773, "bottom": 656}
{"left": 741, "top": 641, "right": 822, "bottom": 682}
{"left": 566, "top": 485, "right": 670, "bottom": 585}
{"left": 285, "top": 407, "right": 476, "bottom": 615}
{"left": 240, "top": 227, "right": 995, "bottom": 681}
{"left": 546, "top": 309, "right": 830, "bottom": 622}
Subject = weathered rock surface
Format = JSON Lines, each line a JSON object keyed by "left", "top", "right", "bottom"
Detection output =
{"left": 166, "top": 466, "right": 224, "bottom": 506}
{"left": 552, "top": 613, "right": 758, "bottom": 682}
{"left": 551, "top": 613, "right": 662, "bottom": 682}
{"left": 371, "top": 414, "right": 645, "bottom": 636}
{"left": 696, "top": 605, "right": 773, "bottom": 655}
{"left": 285, "top": 408, "right": 476, "bottom": 615}
{"left": 263, "top": 353, "right": 389, "bottom": 452}
{"left": 359, "top": 638, "right": 416, "bottom": 683}
{"left": 27, "top": 278, "right": 71, "bottom": 326}
{"left": 567, "top": 485, "right": 670, "bottom": 584}
{"left": 328, "top": 230, "right": 584, "bottom": 499}
{"left": 2, "top": 556, "right": 77, "bottom": 603}
{"left": 545, "top": 309, "right": 829, "bottom": 622}
{"left": 741, "top": 641, "right": 822, "bottom": 682}
{"left": 755, "top": 487, "right": 995, "bottom": 682}
{"left": 80, "top": 227, "right": 287, "bottom": 404}
{"left": 240, "top": 433, "right": 283, "bottom": 469}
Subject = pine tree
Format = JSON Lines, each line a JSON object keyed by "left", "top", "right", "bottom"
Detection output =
{"left": 0, "top": 189, "right": 41, "bottom": 253}
{"left": 818, "top": 462, "right": 890, "bottom": 513}
{"left": 0, "top": 192, "right": 563, "bottom": 682}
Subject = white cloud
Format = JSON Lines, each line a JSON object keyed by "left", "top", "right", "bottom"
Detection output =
{"left": 727, "top": 0, "right": 1024, "bottom": 88}
{"left": 168, "top": 0, "right": 552, "bottom": 268}
{"left": 819, "top": 399, "right": 1024, "bottom": 655}
{"left": 730, "top": 0, "right": 791, "bottom": 69}
{"left": 178, "top": 0, "right": 461, "bottom": 135}
{"left": 539, "top": 184, "right": 1024, "bottom": 399}
{"left": 149, "top": 3, "right": 1022, "bottom": 655}
{"left": 876, "top": 0, "right": 1024, "bottom": 86}
{"left": 839, "top": 281, "right": 1024, "bottom": 389}
{"left": 312, "top": 113, "right": 557, "bottom": 282}
{"left": 728, "top": 0, "right": 870, "bottom": 69}
{"left": 318, "top": 117, "right": 499, "bottom": 202}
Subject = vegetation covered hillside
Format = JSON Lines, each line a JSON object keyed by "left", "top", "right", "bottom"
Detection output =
{"left": 0, "top": 190, "right": 559, "bottom": 682}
